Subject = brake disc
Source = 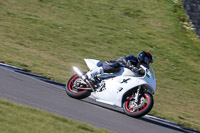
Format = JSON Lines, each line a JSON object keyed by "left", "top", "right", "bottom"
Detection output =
{"left": 130, "top": 97, "right": 145, "bottom": 111}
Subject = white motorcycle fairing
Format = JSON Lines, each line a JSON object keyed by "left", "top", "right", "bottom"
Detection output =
{"left": 85, "top": 59, "right": 156, "bottom": 107}
{"left": 84, "top": 59, "right": 102, "bottom": 70}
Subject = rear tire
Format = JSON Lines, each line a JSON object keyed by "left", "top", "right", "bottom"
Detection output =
{"left": 123, "top": 92, "right": 154, "bottom": 117}
{"left": 65, "top": 74, "right": 91, "bottom": 99}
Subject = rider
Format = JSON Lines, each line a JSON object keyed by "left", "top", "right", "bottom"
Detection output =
{"left": 86, "top": 51, "right": 153, "bottom": 81}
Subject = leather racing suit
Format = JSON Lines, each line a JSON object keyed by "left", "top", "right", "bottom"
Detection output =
{"left": 87, "top": 55, "right": 139, "bottom": 81}
{"left": 103, "top": 55, "right": 138, "bottom": 73}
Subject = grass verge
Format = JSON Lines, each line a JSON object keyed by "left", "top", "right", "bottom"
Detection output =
{"left": 0, "top": 99, "right": 111, "bottom": 133}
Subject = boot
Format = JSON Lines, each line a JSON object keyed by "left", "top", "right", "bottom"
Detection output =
{"left": 86, "top": 67, "right": 104, "bottom": 81}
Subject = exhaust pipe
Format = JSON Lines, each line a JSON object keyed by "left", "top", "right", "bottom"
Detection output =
{"left": 73, "top": 66, "right": 87, "bottom": 80}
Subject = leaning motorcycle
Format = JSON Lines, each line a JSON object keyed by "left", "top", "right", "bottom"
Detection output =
{"left": 65, "top": 59, "right": 156, "bottom": 118}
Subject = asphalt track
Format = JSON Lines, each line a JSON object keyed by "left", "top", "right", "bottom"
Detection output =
{"left": 0, "top": 65, "right": 198, "bottom": 133}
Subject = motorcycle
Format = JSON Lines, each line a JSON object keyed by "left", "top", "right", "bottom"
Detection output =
{"left": 65, "top": 59, "right": 156, "bottom": 117}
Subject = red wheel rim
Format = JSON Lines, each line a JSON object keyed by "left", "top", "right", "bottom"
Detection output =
{"left": 125, "top": 94, "right": 150, "bottom": 113}
{"left": 68, "top": 75, "right": 87, "bottom": 93}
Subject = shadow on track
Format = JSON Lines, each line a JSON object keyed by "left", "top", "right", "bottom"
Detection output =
{"left": 80, "top": 98, "right": 197, "bottom": 133}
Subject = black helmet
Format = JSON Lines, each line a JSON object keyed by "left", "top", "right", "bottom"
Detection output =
{"left": 137, "top": 51, "right": 153, "bottom": 65}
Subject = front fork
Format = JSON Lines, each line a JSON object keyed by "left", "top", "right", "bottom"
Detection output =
{"left": 134, "top": 86, "right": 141, "bottom": 103}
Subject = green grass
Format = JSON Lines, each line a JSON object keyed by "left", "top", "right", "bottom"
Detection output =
{"left": 0, "top": 99, "right": 111, "bottom": 133}
{"left": 0, "top": 0, "right": 200, "bottom": 131}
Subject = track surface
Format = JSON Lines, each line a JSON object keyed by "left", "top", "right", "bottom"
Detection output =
{"left": 0, "top": 66, "right": 194, "bottom": 133}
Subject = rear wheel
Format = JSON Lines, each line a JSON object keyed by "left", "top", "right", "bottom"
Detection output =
{"left": 65, "top": 74, "right": 91, "bottom": 99}
{"left": 123, "top": 92, "right": 154, "bottom": 117}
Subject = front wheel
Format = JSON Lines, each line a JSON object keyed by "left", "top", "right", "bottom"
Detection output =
{"left": 65, "top": 74, "right": 91, "bottom": 99}
{"left": 123, "top": 92, "right": 154, "bottom": 118}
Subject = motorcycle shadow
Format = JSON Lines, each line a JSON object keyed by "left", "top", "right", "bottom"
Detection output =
{"left": 81, "top": 98, "right": 125, "bottom": 114}
{"left": 81, "top": 98, "right": 189, "bottom": 133}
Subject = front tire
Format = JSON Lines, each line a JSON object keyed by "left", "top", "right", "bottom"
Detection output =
{"left": 123, "top": 92, "right": 154, "bottom": 118}
{"left": 65, "top": 74, "right": 91, "bottom": 99}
